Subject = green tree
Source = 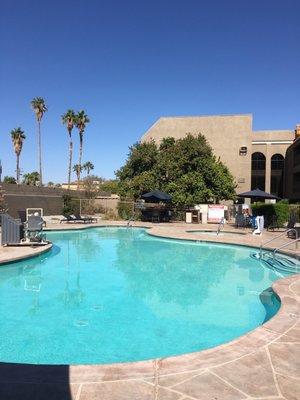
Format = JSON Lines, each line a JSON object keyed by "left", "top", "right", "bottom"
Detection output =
{"left": 83, "top": 161, "right": 94, "bottom": 175}
{"left": 75, "top": 110, "right": 90, "bottom": 188}
{"left": 10, "top": 127, "right": 26, "bottom": 183}
{"left": 62, "top": 109, "right": 76, "bottom": 189}
{"left": 3, "top": 176, "right": 17, "bottom": 184}
{"left": 116, "top": 134, "right": 236, "bottom": 206}
{"left": 31, "top": 97, "right": 47, "bottom": 186}
{"left": 101, "top": 179, "right": 119, "bottom": 194}
{"left": 23, "top": 171, "right": 40, "bottom": 186}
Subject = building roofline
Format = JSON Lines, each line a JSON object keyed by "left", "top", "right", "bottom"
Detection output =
{"left": 141, "top": 113, "right": 253, "bottom": 139}
{"left": 253, "top": 129, "right": 294, "bottom": 134}
{"left": 156, "top": 113, "right": 253, "bottom": 120}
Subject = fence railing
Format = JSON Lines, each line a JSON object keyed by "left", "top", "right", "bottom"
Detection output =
{"left": 1, "top": 213, "right": 23, "bottom": 245}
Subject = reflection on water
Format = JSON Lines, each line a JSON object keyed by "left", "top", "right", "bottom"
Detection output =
{"left": 0, "top": 228, "right": 287, "bottom": 365}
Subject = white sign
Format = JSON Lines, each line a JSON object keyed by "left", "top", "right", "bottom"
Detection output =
{"left": 208, "top": 205, "right": 224, "bottom": 223}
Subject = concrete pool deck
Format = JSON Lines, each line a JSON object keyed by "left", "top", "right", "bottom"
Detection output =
{"left": 0, "top": 221, "right": 299, "bottom": 399}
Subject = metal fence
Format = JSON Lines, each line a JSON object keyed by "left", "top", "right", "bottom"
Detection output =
{"left": 1, "top": 213, "right": 23, "bottom": 245}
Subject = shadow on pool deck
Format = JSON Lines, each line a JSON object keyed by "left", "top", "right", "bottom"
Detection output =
{"left": 0, "top": 363, "right": 74, "bottom": 400}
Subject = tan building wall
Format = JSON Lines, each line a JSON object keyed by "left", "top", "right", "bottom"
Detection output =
{"left": 141, "top": 114, "right": 295, "bottom": 195}
{"left": 141, "top": 114, "right": 253, "bottom": 192}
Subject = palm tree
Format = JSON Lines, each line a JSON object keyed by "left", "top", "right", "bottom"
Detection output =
{"left": 10, "top": 127, "right": 26, "bottom": 183}
{"left": 75, "top": 110, "right": 90, "bottom": 188}
{"left": 83, "top": 161, "right": 94, "bottom": 176}
{"left": 31, "top": 97, "right": 47, "bottom": 186}
{"left": 62, "top": 109, "right": 76, "bottom": 189}
{"left": 73, "top": 164, "right": 83, "bottom": 188}
{"left": 23, "top": 171, "right": 40, "bottom": 186}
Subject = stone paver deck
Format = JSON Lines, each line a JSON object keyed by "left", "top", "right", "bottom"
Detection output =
{"left": 0, "top": 221, "right": 299, "bottom": 399}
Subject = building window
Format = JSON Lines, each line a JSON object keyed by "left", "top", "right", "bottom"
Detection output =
{"left": 251, "top": 152, "right": 266, "bottom": 191}
{"left": 271, "top": 154, "right": 284, "bottom": 197}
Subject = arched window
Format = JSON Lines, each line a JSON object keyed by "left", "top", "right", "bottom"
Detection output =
{"left": 251, "top": 152, "right": 266, "bottom": 191}
{"left": 271, "top": 154, "right": 284, "bottom": 197}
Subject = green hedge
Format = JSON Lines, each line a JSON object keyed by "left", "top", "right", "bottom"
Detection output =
{"left": 251, "top": 201, "right": 289, "bottom": 227}
{"left": 117, "top": 201, "right": 134, "bottom": 220}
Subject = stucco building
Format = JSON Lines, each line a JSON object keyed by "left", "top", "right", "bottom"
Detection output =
{"left": 284, "top": 128, "right": 300, "bottom": 201}
{"left": 141, "top": 114, "right": 297, "bottom": 197}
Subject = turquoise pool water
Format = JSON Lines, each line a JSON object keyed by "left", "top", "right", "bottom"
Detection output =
{"left": 0, "top": 227, "right": 288, "bottom": 365}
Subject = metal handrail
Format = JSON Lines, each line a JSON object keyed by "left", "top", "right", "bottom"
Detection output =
{"left": 216, "top": 217, "right": 225, "bottom": 235}
{"left": 259, "top": 228, "right": 298, "bottom": 258}
{"left": 273, "top": 238, "right": 300, "bottom": 259}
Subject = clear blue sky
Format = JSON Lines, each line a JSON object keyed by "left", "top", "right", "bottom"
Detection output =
{"left": 0, "top": 0, "right": 299, "bottom": 183}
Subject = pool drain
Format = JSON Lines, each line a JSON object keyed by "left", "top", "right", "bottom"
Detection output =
{"left": 75, "top": 319, "right": 89, "bottom": 327}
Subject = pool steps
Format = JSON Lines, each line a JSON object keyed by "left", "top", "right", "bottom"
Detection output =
{"left": 251, "top": 251, "right": 300, "bottom": 274}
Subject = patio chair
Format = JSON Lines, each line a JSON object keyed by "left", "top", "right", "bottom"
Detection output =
{"left": 235, "top": 213, "right": 246, "bottom": 228}
{"left": 25, "top": 216, "right": 46, "bottom": 242}
{"left": 151, "top": 210, "right": 160, "bottom": 223}
{"left": 267, "top": 215, "right": 280, "bottom": 231}
{"left": 287, "top": 214, "right": 297, "bottom": 239}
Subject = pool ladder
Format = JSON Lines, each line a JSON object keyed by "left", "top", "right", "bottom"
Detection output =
{"left": 216, "top": 218, "right": 225, "bottom": 235}
{"left": 255, "top": 229, "right": 300, "bottom": 274}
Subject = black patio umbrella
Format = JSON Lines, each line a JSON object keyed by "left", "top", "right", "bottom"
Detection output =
{"left": 141, "top": 190, "right": 172, "bottom": 203}
{"left": 237, "top": 188, "right": 281, "bottom": 201}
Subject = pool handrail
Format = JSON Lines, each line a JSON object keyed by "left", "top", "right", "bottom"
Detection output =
{"left": 259, "top": 228, "right": 298, "bottom": 258}
{"left": 273, "top": 238, "right": 300, "bottom": 260}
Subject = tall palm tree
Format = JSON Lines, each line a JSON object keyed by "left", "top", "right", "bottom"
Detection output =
{"left": 10, "top": 127, "right": 26, "bottom": 183}
{"left": 75, "top": 110, "right": 90, "bottom": 188}
{"left": 31, "top": 97, "right": 47, "bottom": 186}
{"left": 62, "top": 109, "right": 76, "bottom": 189}
{"left": 83, "top": 161, "right": 94, "bottom": 176}
{"left": 73, "top": 164, "right": 83, "bottom": 189}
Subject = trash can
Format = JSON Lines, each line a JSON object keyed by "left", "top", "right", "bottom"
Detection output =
{"left": 185, "top": 212, "right": 192, "bottom": 223}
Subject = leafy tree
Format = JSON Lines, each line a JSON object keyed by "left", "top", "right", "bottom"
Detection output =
{"left": 47, "top": 181, "right": 54, "bottom": 187}
{"left": 0, "top": 184, "right": 7, "bottom": 212}
{"left": 82, "top": 176, "right": 99, "bottom": 198}
{"left": 3, "top": 176, "right": 17, "bottom": 184}
{"left": 62, "top": 109, "right": 76, "bottom": 189}
{"left": 100, "top": 179, "right": 119, "bottom": 194}
{"left": 10, "top": 127, "right": 26, "bottom": 183}
{"left": 75, "top": 110, "right": 90, "bottom": 188}
{"left": 23, "top": 171, "right": 40, "bottom": 186}
{"left": 116, "top": 134, "right": 236, "bottom": 206}
{"left": 83, "top": 161, "right": 94, "bottom": 175}
{"left": 31, "top": 97, "right": 47, "bottom": 186}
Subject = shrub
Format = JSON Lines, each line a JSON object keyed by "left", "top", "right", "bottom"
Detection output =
{"left": 102, "top": 210, "right": 119, "bottom": 220}
{"left": 62, "top": 195, "right": 79, "bottom": 215}
{"left": 252, "top": 200, "right": 289, "bottom": 227}
{"left": 117, "top": 201, "right": 134, "bottom": 220}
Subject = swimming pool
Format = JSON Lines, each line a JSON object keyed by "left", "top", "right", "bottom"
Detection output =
{"left": 0, "top": 227, "right": 291, "bottom": 365}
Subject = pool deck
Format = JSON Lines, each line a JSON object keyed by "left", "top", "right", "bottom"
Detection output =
{"left": 0, "top": 221, "right": 299, "bottom": 400}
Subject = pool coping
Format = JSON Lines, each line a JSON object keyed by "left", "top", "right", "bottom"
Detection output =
{"left": 0, "top": 221, "right": 299, "bottom": 398}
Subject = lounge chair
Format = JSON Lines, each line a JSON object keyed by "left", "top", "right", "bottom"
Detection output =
{"left": 73, "top": 213, "right": 97, "bottom": 223}
{"left": 60, "top": 214, "right": 76, "bottom": 223}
